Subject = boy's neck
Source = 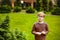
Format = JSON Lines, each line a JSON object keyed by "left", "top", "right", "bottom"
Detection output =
{"left": 38, "top": 21, "right": 44, "bottom": 24}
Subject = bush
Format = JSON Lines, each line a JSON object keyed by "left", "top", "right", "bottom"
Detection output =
{"left": 0, "top": 5, "right": 11, "bottom": 13}
{"left": 34, "top": 0, "right": 41, "bottom": 12}
{"left": 35, "top": 3, "right": 40, "bottom": 12}
{"left": 14, "top": 29, "right": 27, "bottom": 40}
{"left": 14, "top": 0, "right": 22, "bottom": 6}
{"left": 52, "top": 7, "right": 60, "bottom": 15}
{"left": 0, "top": 35, "right": 4, "bottom": 40}
{"left": 26, "top": 6, "right": 35, "bottom": 13}
{"left": 57, "top": 0, "right": 60, "bottom": 7}
{"left": 13, "top": 6, "right": 22, "bottom": 12}
{"left": 49, "top": 1, "right": 54, "bottom": 12}
{"left": 0, "top": 15, "right": 9, "bottom": 29}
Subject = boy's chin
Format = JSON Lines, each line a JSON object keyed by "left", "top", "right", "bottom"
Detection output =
{"left": 39, "top": 20, "right": 42, "bottom": 22}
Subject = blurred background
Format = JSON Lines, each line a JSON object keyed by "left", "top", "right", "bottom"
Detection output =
{"left": 0, "top": 0, "right": 60, "bottom": 40}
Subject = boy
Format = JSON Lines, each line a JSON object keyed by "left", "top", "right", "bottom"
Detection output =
{"left": 32, "top": 12, "right": 49, "bottom": 40}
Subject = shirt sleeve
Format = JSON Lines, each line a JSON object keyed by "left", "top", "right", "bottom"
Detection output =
{"left": 45, "top": 24, "right": 49, "bottom": 34}
{"left": 31, "top": 24, "right": 36, "bottom": 35}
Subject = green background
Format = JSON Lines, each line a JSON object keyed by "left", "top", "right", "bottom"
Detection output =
{"left": 0, "top": 13, "right": 60, "bottom": 40}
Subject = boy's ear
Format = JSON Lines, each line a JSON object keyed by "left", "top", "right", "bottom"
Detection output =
{"left": 44, "top": 15, "right": 45, "bottom": 17}
{"left": 44, "top": 14, "right": 46, "bottom": 17}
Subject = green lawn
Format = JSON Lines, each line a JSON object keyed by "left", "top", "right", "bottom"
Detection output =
{"left": 0, "top": 13, "right": 60, "bottom": 40}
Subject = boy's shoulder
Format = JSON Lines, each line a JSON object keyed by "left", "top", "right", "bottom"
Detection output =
{"left": 44, "top": 22, "right": 48, "bottom": 26}
{"left": 33, "top": 22, "right": 38, "bottom": 25}
{"left": 34, "top": 22, "right": 48, "bottom": 25}
{"left": 44, "top": 22, "right": 48, "bottom": 24}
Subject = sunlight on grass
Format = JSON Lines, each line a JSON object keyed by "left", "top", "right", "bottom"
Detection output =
{"left": 0, "top": 13, "right": 60, "bottom": 40}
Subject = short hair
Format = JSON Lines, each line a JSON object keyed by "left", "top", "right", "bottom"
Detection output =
{"left": 38, "top": 12, "right": 45, "bottom": 17}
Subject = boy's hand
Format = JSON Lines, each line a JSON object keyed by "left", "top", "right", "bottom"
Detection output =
{"left": 33, "top": 31, "right": 41, "bottom": 35}
{"left": 41, "top": 31, "right": 46, "bottom": 34}
{"left": 36, "top": 32, "right": 41, "bottom": 35}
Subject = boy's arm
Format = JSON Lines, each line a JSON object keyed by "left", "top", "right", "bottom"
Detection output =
{"left": 32, "top": 24, "right": 41, "bottom": 35}
{"left": 41, "top": 24, "right": 49, "bottom": 35}
{"left": 32, "top": 24, "right": 36, "bottom": 35}
{"left": 45, "top": 24, "right": 49, "bottom": 34}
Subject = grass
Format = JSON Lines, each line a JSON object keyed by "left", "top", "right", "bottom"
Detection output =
{"left": 0, "top": 12, "right": 60, "bottom": 40}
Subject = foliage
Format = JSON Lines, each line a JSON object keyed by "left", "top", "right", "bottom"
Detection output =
{"left": 14, "top": 29, "right": 27, "bottom": 40}
{"left": 13, "top": 6, "right": 22, "bottom": 12}
{"left": 0, "top": 5, "right": 11, "bottom": 13}
{"left": 0, "top": 15, "right": 9, "bottom": 29}
{"left": 0, "top": 15, "right": 27, "bottom": 40}
{"left": 51, "top": 7, "right": 60, "bottom": 15}
{"left": 57, "top": 0, "right": 60, "bottom": 7}
{"left": 15, "top": 0, "right": 22, "bottom": 7}
{"left": 49, "top": 0, "right": 54, "bottom": 12}
{"left": 26, "top": 6, "right": 35, "bottom": 13}
{"left": 1, "top": 0, "right": 10, "bottom": 5}
{"left": 35, "top": 0, "right": 40, "bottom": 11}
{"left": 42, "top": 0, "right": 48, "bottom": 11}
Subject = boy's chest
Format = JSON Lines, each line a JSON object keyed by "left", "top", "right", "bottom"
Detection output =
{"left": 35, "top": 23, "right": 46, "bottom": 31}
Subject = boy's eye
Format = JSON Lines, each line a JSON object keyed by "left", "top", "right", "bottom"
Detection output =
{"left": 38, "top": 16, "right": 44, "bottom": 18}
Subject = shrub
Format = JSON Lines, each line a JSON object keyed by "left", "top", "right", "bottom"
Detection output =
{"left": 0, "top": 35, "right": 4, "bottom": 40}
{"left": 0, "top": 5, "right": 11, "bottom": 13}
{"left": 14, "top": 29, "right": 27, "bottom": 40}
{"left": 51, "top": 7, "right": 60, "bottom": 15}
{"left": 14, "top": 0, "right": 22, "bottom": 6}
{"left": 57, "top": 0, "right": 60, "bottom": 7}
{"left": 35, "top": 3, "right": 40, "bottom": 11}
{"left": 42, "top": 0, "right": 48, "bottom": 11}
{"left": 26, "top": 6, "right": 35, "bottom": 13}
{"left": 34, "top": 0, "right": 41, "bottom": 12}
{"left": 0, "top": 15, "right": 9, "bottom": 29}
{"left": 0, "top": 28, "right": 15, "bottom": 40}
{"left": 49, "top": 1, "right": 54, "bottom": 12}
{"left": 13, "top": 6, "right": 22, "bottom": 12}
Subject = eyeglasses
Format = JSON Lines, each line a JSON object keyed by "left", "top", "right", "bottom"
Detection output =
{"left": 38, "top": 16, "right": 45, "bottom": 18}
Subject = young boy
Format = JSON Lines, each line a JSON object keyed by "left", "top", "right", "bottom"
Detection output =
{"left": 32, "top": 12, "right": 49, "bottom": 40}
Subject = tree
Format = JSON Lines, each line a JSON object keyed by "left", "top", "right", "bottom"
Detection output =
{"left": 0, "top": 15, "right": 10, "bottom": 40}
{"left": 14, "top": 28, "right": 27, "bottom": 40}
{"left": 42, "top": 0, "right": 49, "bottom": 11}
{"left": 15, "top": 0, "right": 21, "bottom": 7}
{"left": 35, "top": 0, "right": 41, "bottom": 11}
{"left": 2, "top": 0, "right": 10, "bottom": 5}
{"left": 57, "top": 0, "right": 60, "bottom": 7}
{"left": 0, "top": 15, "right": 9, "bottom": 30}
{"left": 49, "top": 0, "right": 53, "bottom": 11}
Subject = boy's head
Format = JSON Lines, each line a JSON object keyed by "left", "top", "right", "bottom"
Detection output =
{"left": 38, "top": 12, "right": 45, "bottom": 22}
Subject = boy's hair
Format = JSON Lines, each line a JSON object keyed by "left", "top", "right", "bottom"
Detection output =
{"left": 38, "top": 12, "right": 45, "bottom": 17}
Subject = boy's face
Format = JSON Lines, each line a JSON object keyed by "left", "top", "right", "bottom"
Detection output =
{"left": 38, "top": 15, "right": 44, "bottom": 22}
